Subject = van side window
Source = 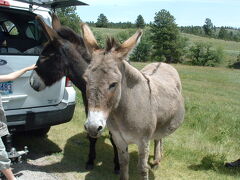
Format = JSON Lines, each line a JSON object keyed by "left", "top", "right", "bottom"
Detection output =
{"left": 4, "top": 21, "right": 19, "bottom": 35}
{"left": 26, "top": 20, "right": 43, "bottom": 41}
{"left": 0, "top": 18, "right": 47, "bottom": 55}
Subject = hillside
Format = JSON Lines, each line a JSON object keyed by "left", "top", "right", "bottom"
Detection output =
{"left": 182, "top": 33, "right": 240, "bottom": 66}
{"left": 90, "top": 27, "right": 240, "bottom": 67}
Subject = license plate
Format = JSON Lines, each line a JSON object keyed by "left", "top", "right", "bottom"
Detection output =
{"left": 0, "top": 81, "right": 12, "bottom": 95}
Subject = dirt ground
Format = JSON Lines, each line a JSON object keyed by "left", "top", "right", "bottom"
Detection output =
{"left": 11, "top": 154, "right": 60, "bottom": 180}
{"left": 1, "top": 136, "right": 75, "bottom": 180}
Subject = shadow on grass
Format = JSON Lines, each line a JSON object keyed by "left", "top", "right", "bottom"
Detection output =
{"left": 12, "top": 132, "right": 155, "bottom": 180}
{"left": 188, "top": 154, "right": 240, "bottom": 177}
{"left": 229, "top": 61, "right": 240, "bottom": 69}
{"left": 12, "top": 133, "right": 62, "bottom": 160}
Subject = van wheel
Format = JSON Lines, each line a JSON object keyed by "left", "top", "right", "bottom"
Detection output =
{"left": 28, "top": 127, "right": 51, "bottom": 137}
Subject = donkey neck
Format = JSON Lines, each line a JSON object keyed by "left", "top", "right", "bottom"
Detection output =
{"left": 117, "top": 61, "right": 151, "bottom": 108}
{"left": 109, "top": 61, "right": 152, "bottom": 133}
{"left": 120, "top": 61, "right": 146, "bottom": 87}
{"left": 67, "top": 53, "right": 89, "bottom": 91}
{"left": 66, "top": 53, "right": 89, "bottom": 114}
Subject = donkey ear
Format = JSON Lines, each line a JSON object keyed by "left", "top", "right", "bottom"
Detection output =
{"left": 52, "top": 13, "right": 61, "bottom": 30}
{"left": 80, "top": 23, "right": 99, "bottom": 53}
{"left": 36, "top": 15, "right": 59, "bottom": 41}
{"left": 116, "top": 30, "right": 143, "bottom": 59}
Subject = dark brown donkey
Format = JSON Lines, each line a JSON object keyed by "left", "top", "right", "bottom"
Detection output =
{"left": 29, "top": 15, "right": 120, "bottom": 173}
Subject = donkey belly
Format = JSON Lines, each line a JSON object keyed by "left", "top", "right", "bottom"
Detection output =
{"left": 109, "top": 122, "right": 154, "bottom": 145}
{"left": 108, "top": 125, "right": 145, "bottom": 146}
{"left": 152, "top": 103, "right": 185, "bottom": 140}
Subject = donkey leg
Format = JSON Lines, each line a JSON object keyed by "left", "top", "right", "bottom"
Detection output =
{"left": 112, "top": 135, "right": 129, "bottom": 180}
{"left": 118, "top": 145, "right": 129, "bottom": 180}
{"left": 109, "top": 131, "right": 120, "bottom": 174}
{"left": 138, "top": 140, "right": 150, "bottom": 180}
{"left": 151, "top": 139, "right": 163, "bottom": 169}
{"left": 86, "top": 135, "right": 97, "bottom": 170}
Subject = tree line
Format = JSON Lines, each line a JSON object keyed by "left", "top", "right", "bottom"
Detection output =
{"left": 180, "top": 18, "right": 240, "bottom": 42}
{"left": 94, "top": 13, "right": 240, "bottom": 42}
{"left": 86, "top": 13, "right": 146, "bottom": 29}
{"left": 87, "top": 10, "right": 224, "bottom": 67}
{"left": 55, "top": 7, "right": 239, "bottom": 68}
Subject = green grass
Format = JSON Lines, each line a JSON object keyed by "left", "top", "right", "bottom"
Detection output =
{"left": 16, "top": 62, "right": 240, "bottom": 180}
{"left": 92, "top": 27, "right": 126, "bottom": 37}
{"left": 91, "top": 27, "right": 136, "bottom": 48}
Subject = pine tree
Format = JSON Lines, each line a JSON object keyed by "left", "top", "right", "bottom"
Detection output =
{"left": 203, "top": 18, "right": 214, "bottom": 36}
{"left": 150, "top": 9, "right": 187, "bottom": 63}
{"left": 218, "top": 26, "right": 227, "bottom": 40}
{"left": 56, "top": 7, "right": 81, "bottom": 33}
{"left": 96, "top": 13, "right": 108, "bottom": 28}
{"left": 135, "top": 15, "right": 145, "bottom": 28}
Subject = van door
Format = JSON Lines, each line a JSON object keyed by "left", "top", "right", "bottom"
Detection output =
{"left": 0, "top": 7, "right": 65, "bottom": 110}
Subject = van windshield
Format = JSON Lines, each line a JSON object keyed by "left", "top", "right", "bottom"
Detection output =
{"left": 0, "top": 9, "right": 47, "bottom": 55}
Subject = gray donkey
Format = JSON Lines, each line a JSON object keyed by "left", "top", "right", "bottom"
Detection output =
{"left": 82, "top": 24, "right": 185, "bottom": 180}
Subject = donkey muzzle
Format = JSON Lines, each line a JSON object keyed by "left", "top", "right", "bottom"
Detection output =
{"left": 84, "top": 111, "right": 107, "bottom": 137}
{"left": 29, "top": 70, "right": 46, "bottom": 91}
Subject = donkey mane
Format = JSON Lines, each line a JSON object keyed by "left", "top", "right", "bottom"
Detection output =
{"left": 57, "top": 27, "right": 83, "bottom": 45}
{"left": 105, "top": 37, "right": 120, "bottom": 52}
{"left": 57, "top": 26, "right": 91, "bottom": 63}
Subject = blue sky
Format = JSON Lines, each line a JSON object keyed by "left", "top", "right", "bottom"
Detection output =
{"left": 76, "top": 0, "right": 240, "bottom": 27}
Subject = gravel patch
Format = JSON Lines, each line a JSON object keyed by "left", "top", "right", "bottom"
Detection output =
{"left": 11, "top": 154, "right": 60, "bottom": 180}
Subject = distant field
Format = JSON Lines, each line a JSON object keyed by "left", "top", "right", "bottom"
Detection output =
{"left": 92, "top": 27, "right": 126, "bottom": 37}
{"left": 182, "top": 33, "right": 240, "bottom": 52}
{"left": 182, "top": 33, "right": 240, "bottom": 66}
{"left": 19, "top": 62, "right": 240, "bottom": 180}
{"left": 90, "top": 27, "right": 240, "bottom": 67}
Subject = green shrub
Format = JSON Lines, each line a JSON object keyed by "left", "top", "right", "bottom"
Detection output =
{"left": 229, "top": 53, "right": 240, "bottom": 69}
{"left": 237, "top": 54, "right": 240, "bottom": 62}
{"left": 116, "top": 29, "right": 136, "bottom": 44}
{"left": 129, "top": 40, "right": 151, "bottom": 62}
{"left": 129, "top": 28, "right": 152, "bottom": 62}
{"left": 92, "top": 29, "right": 137, "bottom": 49}
{"left": 91, "top": 29, "right": 105, "bottom": 48}
{"left": 56, "top": 7, "right": 81, "bottom": 33}
{"left": 188, "top": 42, "right": 223, "bottom": 66}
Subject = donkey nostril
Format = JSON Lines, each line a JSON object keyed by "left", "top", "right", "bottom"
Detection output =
{"left": 97, "top": 126, "right": 103, "bottom": 132}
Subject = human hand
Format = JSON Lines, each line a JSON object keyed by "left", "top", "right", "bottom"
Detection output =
{"left": 25, "top": 64, "right": 37, "bottom": 71}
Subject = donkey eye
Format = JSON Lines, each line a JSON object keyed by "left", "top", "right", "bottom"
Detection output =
{"left": 109, "top": 82, "right": 117, "bottom": 90}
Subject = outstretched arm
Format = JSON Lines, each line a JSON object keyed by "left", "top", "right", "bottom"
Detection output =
{"left": 0, "top": 64, "right": 37, "bottom": 82}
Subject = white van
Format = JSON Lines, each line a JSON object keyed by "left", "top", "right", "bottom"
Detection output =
{"left": 0, "top": 0, "right": 87, "bottom": 136}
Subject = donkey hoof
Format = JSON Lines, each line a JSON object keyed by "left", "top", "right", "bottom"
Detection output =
{"left": 151, "top": 163, "right": 159, "bottom": 170}
{"left": 150, "top": 161, "right": 159, "bottom": 170}
{"left": 85, "top": 163, "right": 94, "bottom": 170}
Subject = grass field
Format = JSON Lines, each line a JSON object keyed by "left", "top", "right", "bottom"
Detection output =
{"left": 16, "top": 62, "right": 240, "bottom": 180}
